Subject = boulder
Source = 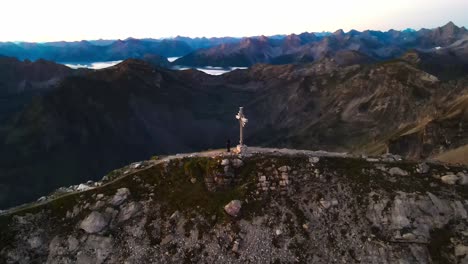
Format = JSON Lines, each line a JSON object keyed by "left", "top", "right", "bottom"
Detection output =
{"left": 110, "top": 188, "right": 130, "bottom": 206}
{"left": 224, "top": 200, "right": 242, "bottom": 217}
{"left": 457, "top": 172, "right": 468, "bottom": 185}
{"left": 320, "top": 199, "right": 332, "bottom": 209}
{"left": 131, "top": 162, "right": 142, "bottom": 169}
{"left": 67, "top": 236, "right": 79, "bottom": 252}
{"left": 221, "top": 159, "right": 230, "bottom": 166}
{"left": 231, "top": 159, "right": 243, "bottom": 168}
{"left": 441, "top": 174, "right": 459, "bottom": 185}
{"left": 85, "top": 235, "right": 113, "bottom": 263}
{"left": 309, "top": 157, "right": 320, "bottom": 163}
{"left": 278, "top": 166, "right": 291, "bottom": 172}
{"left": 455, "top": 245, "right": 468, "bottom": 257}
{"left": 118, "top": 202, "right": 142, "bottom": 223}
{"left": 79, "top": 211, "right": 109, "bottom": 234}
{"left": 417, "top": 163, "right": 430, "bottom": 174}
{"left": 232, "top": 240, "right": 240, "bottom": 253}
{"left": 77, "top": 184, "right": 93, "bottom": 191}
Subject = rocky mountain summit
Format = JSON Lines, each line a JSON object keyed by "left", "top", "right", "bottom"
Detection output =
{"left": 1, "top": 148, "right": 467, "bottom": 263}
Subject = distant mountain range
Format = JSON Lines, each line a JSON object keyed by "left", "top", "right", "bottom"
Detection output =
{"left": 1, "top": 22, "right": 466, "bottom": 68}
{"left": 0, "top": 38, "right": 192, "bottom": 63}
{"left": 175, "top": 22, "right": 468, "bottom": 67}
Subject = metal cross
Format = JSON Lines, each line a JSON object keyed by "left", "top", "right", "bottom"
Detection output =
{"left": 235, "top": 107, "right": 248, "bottom": 146}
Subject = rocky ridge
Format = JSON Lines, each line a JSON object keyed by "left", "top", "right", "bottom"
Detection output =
{"left": 1, "top": 147, "right": 467, "bottom": 263}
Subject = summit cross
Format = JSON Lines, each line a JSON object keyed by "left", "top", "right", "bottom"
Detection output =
{"left": 235, "top": 107, "right": 248, "bottom": 151}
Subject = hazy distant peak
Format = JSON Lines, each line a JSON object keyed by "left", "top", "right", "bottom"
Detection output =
{"left": 402, "top": 28, "right": 416, "bottom": 33}
{"left": 443, "top": 21, "right": 456, "bottom": 28}
{"left": 333, "top": 29, "right": 345, "bottom": 36}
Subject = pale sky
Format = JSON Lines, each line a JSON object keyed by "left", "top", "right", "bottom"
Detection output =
{"left": 1, "top": 0, "right": 467, "bottom": 42}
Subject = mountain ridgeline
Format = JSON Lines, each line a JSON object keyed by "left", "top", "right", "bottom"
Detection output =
{"left": 0, "top": 22, "right": 466, "bottom": 67}
{"left": 174, "top": 22, "right": 468, "bottom": 67}
{"left": 0, "top": 22, "right": 467, "bottom": 209}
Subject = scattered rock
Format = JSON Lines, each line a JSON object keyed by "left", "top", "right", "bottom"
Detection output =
{"left": 27, "top": 236, "right": 42, "bottom": 249}
{"left": 170, "top": 211, "right": 180, "bottom": 221}
{"left": 457, "top": 172, "right": 468, "bottom": 185}
{"left": 37, "top": 196, "right": 46, "bottom": 202}
{"left": 67, "top": 236, "right": 79, "bottom": 251}
{"left": 118, "top": 202, "right": 142, "bottom": 223}
{"left": 441, "top": 174, "right": 459, "bottom": 185}
{"left": 331, "top": 198, "right": 339, "bottom": 206}
{"left": 90, "top": 200, "right": 106, "bottom": 210}
{"left": 190, "top": 177, "right": 197, "bottom": 184}
{"left": 320, "top": 199, "right": 332, "bottom": 209}
{"left": 231, "top": 159, "right": 243, "bottom": 168}
{"left": 389, "top": 167, "right": 408, "bottom": 176}
{"left": 221, "top": 159, "right": 230, "bottom": 166}
{"left": 381, "top": 153, "right": 402, "bottom": 162}
{"left": 79, "top": 211, "right": 109, "bottom": 234}
{"left": 232, "top": 240, "right": 240, "bottom": 253}
{"left": 79, "top": 235, "right": 113, "bottom": 263}
{"left": 278, "top": 166, "right": 291, "bottom": 172}
{"left": 131, "top": 162, "right": 142, "bottom": 169}
{"left": 77, "top": 184, "right": 93, "bottom": 191}
{"left": 224, "top": 200, "right": 242, "bottom": 217}
{"left": 110, "top": 188, "right": 130, "bottom": 206}
{"left": 401, "top": 232, "right": 416, "bottom": 241}
{"left": 76, "top": 251, "right": 93, "bottom": 264}
{"left": 455, "top": 245, "right": 468, "bottom": 257}
{"left": 309, "top": 157, "right": 320, "bottom": 163}
{"left": 275, "top": 229, "right": 282, "bottom": 235}
{"left": 416, "top": 163, "right": 430, "bottom": 174}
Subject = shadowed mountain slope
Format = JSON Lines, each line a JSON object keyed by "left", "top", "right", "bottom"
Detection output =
{"left": 1, "top": 56, "right": 467, "bottom": 208}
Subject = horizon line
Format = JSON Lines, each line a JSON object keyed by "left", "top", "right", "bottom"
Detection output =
{"left": 1, "top": 21, "right": 465, "bottom": 44}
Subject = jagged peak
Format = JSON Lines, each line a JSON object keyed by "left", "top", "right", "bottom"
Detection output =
{"left": 442, "top": 21, "right": 456, "bottom": 28}
{"left": 333, "top": 29, "right": 345, "bottom": 36}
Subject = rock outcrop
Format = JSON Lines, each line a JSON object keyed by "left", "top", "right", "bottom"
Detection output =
{"left": 1, "top": 148, "right": 467, "bottom": 263}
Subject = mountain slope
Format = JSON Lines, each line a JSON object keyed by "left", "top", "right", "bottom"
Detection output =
{"left": 1, "top": 51, "right": 468, "bottom": 209}
{"left": 0, "top": 56, "right": 80, "bottom": 123}
{"left": 386, "top": 92, "right": 468, "bottom": 162}
{"left": 0, "top": 59, "right": 254, "bottom": 208}
{"left": 1, "top": 149, "right": 467, "bottom": 263}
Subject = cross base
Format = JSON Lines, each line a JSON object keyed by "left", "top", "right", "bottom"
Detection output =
{"left": 235, "top": 144, "right": 248, "bottom": 154}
